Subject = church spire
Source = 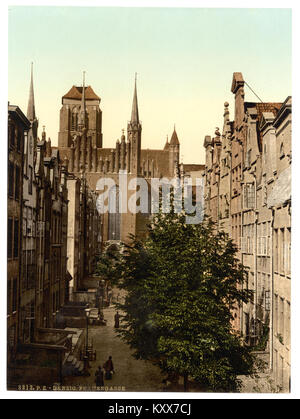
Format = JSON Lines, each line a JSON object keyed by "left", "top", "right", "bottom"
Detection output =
{"left": 27, "top": 62, "right": 36, "bottom": 121}
{"left": 131, "top": 73, "right": 139, "bottom": 123}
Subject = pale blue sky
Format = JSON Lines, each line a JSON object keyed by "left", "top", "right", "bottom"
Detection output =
{"left": 8, "top": 7, "right": 291, "bottom": 163}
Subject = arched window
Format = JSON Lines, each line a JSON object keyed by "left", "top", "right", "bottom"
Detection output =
{"left": 108, "top": 185, "right": 121, "bottom": 240}
{"left": 71, "top": 110, "right": 78, "bottom": 131}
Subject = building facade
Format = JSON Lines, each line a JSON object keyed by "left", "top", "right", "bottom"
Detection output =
{"left": 203, "top": 72, "right": 291, "bottom": 392}
{"left": 7, "top": 105, "right": 31, "bottom": 364}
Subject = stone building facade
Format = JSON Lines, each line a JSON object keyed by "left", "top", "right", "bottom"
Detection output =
{"left": 203, "top": 72, "right": 291, "bottom": 392}
{"left": 7, "top": 104, "right": 31, "bottom": 363}
{"left": 66, "top": 173, "right": 101, "bottom": 297}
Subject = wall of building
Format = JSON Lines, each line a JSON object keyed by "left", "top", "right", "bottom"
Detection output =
{"left": 203, "top": 72, "right": 291, "bottom": 392}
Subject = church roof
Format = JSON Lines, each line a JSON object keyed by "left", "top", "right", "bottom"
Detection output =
{"left": 62, "top": 85, "right": 100, "bottom": 101}
{"left": 170, "top": 128, "right": 180, "bottom": 145}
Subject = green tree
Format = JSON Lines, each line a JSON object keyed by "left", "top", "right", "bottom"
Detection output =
{"left": 104, "top": 210, "right": 256, "bottom": 392}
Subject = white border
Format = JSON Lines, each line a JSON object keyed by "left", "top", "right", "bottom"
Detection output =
{"left": 1, "top": 0, "right": 299, "bottom": 400}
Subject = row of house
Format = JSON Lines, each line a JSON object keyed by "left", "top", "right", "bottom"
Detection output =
{"left": 203, "top": 72, "right": 291, "bottom": 392}
{"left": 7, "top": 67, "right": 101, "bottom": 387}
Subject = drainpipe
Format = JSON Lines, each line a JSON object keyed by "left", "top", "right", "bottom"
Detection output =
{"left": 270, "top": 208, "right": 275, "bottom": 371}
{"left": 253, "top": 174, "right": 258, "bottom": 345}
{"left": 240, "top": 138, "right": 245, "bottom": 336}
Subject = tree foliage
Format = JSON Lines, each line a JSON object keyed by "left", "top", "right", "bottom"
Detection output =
{"left": 100, "top": 210, "right": 256, "bottom": 392}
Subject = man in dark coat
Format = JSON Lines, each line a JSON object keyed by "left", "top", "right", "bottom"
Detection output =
{"left": 103, "top": 356, "right": 114, "bottom": 380}
{"left": 95, "top": 366, "right": 104, "bottom": 387}
{"left": 114, "top": 312, "right": 120, "bottom": 328}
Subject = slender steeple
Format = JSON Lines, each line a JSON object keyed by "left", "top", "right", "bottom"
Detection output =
{"left": 128, "top": 73, "right": 142, "bottom": 175}
{"left": 27, "top": 62, "right": 36, "bottom": 121}
{"left": 131, "top": 72, "right": 139, "bottom": 123}
{"left": 27, "top": 62, "right": 38, "bottom": 140}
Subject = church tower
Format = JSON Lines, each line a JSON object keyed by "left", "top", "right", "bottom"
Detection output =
{"left": 127, "top": 74, "right": 142, "bottom": 175}
{"left": 58, "top": 75, "right": 103, "bottom": 149}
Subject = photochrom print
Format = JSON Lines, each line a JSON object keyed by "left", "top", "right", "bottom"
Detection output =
{"left": 7, "top": 5, "right": 291, "bottom": 393}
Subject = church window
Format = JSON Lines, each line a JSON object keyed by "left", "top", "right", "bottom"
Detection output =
{"left": 71, "top": 112, "right": 78, "bottom": 131}
{"left": 108, "top": 185, "right": 121, "bottom": 241}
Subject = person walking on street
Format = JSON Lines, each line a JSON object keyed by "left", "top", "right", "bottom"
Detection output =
{"left": 103, "top": 356, "right": 114, "bottom": 380}
{"left": 114, "top": 311, "right": 120, "bottom": 329}
{"left": 95, "top": 366, "right": 104, "bottom": 387}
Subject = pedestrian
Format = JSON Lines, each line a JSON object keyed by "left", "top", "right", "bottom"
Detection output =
{"left": 114, "top": 311, "right": 120, "bottom": 329}
{"left": 95, "top": 366, "right": 104, "bottom": 387}
{"left": 103, "top": 356, "right": 114, "bottom": 380}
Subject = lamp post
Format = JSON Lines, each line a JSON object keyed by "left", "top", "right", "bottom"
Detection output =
{"left": 85, "top": 308, "right": 91, "bottom": 356}
{"left": 83, "top": 308, "right": 91, "bottom": 375}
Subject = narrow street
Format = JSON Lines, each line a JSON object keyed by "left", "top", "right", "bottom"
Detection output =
{"left": 63, "top": 304, "right": 166, "bottom": 392}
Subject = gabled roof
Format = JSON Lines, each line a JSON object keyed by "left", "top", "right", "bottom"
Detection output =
{"left": 245, "top": 101, "right": 282, "bottom": 151}
{"left": 62, "top": 85, "right": 100, "bottom": 101}
{"left": 8, "top": 105, "right": 31, "bottom": 129}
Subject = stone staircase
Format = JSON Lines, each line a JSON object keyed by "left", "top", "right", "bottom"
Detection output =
{"left": 62, "top": 354, "right": 85, "bottom": 376}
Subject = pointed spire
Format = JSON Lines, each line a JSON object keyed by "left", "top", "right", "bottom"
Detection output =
{"left": 131, "top": 73, "right": 139, "bottom": 123}
{"left": 170, "top": 126, "right": 180, "bottom": 146}
{"left": 164, "top": 135, "right": 170, "bottom": 150}
{"left": 27, "top": 62, "right": 36, "bottom": 121}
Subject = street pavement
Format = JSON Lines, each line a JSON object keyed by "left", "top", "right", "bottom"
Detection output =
{"left": 63, "top": 304, "right": 166, "bottom": 392}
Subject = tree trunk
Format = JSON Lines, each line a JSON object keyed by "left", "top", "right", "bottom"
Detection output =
{"left": 183, "top": 373, "right": 188, "bottom": 392}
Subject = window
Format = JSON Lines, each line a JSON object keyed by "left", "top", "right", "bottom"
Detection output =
{"left": 12, "top": 278, "right": 17, "bottom": 312}
{"left": 71, "top": 112, "right": 78, "bottom": 131}
{"left": 243, "top": 183, "right": 255, "bottom": 209}
{"left": 13, "top": 219, "right": 19, "bottom": 258}
{"left": 286, "top": 302, "right": 291, "bottom": 347}
{"left": 15, "top": 165, "right": 20, "bottom": 200}
{"left": 265, "top": 290, "right": 271, "bottom": 311}
{"left": 108, "top": 185, "right": 121, "bottom": 240}
{"left": 17, "top": 129, "right": 22, "bottom": 151}
{"left": 10, "top": 125, "right": 15, "bottom": 147}
{"left": 245, "top": 149, "right": 251, "bottom": 168}
{"left": 8, "top": 161, "right": 14, "bottom": 197}
{"left": 274, "top": 229, "right": 279, "bottom": 272}
{"left": 279, "top": 298, "right": 285, "bottom": 343}
{"left": 285, "top": 228, "right": 291, "bottom": 275}
{"left": 28, "top": 166, "right": 33, "bottom": 195}
{"left": 7, "top": 218, "right": 13, "bottom": 259}
{"left": 274, "top": 295, "right": 278, "bottom": 335}
{"left": 280, "top": 228, "right": 285, "bottom": 273}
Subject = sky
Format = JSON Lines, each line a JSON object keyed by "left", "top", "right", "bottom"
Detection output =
{"left": 8, "top": 6, "right": 292, "bottom": 164}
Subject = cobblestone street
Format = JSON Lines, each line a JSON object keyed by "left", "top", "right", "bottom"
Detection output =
{"left": 63, "top": 304, "right": 166, "bottom": 392}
